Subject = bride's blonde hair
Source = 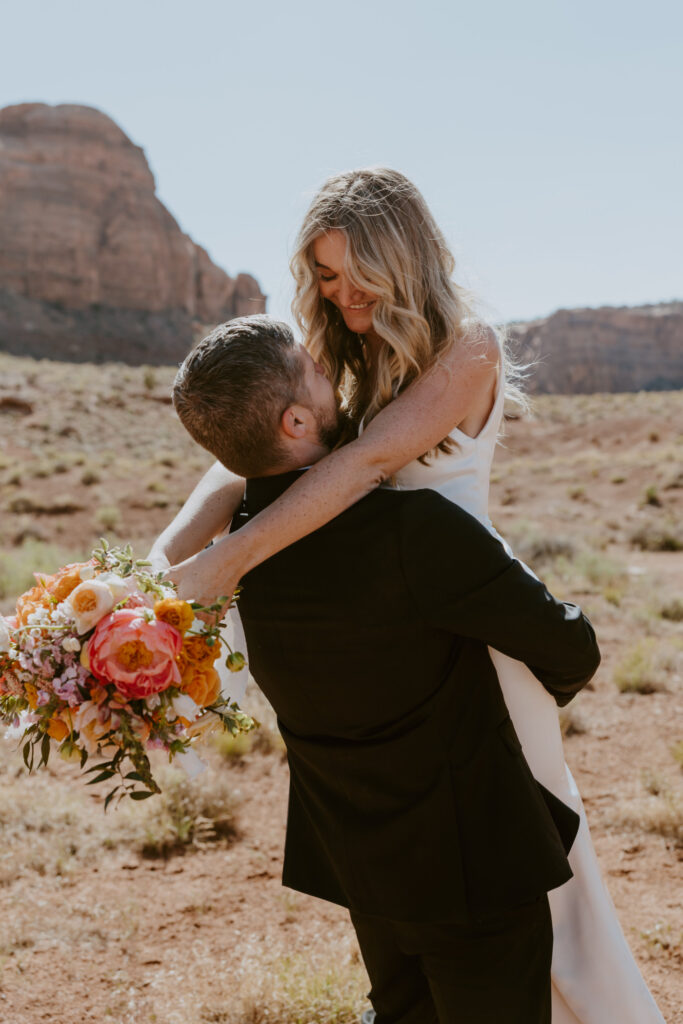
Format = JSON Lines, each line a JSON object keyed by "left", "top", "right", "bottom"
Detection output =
{"left": 291, "top": 167, "right": 525, "bottom": 451}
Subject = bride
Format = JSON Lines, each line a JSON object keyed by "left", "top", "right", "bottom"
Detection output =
{"left": 152, "top": 167, "right": 665, "bottom": 1023}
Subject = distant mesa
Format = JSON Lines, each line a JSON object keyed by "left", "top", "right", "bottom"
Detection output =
{"left": 509, "top": 302, "right": 683, "bottom": 394}
{"left": 0, "top": 103, "right": 266, "bottom": 364}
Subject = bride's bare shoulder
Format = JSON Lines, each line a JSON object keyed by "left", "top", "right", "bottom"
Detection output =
{"left": 442, "top": 322, "right": 501, "bottom": 436}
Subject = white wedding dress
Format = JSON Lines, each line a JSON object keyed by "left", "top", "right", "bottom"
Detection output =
{"left": 394, "top": 369, "right": 665, "bottom": 1023}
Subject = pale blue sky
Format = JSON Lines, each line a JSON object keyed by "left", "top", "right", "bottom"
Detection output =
{"left": 2, "top": 0, "right": 681, "bottom": 326}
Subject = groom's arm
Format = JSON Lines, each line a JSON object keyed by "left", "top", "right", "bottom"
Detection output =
{"left": 398, "top": 492, "right": 600, "bottom": 706}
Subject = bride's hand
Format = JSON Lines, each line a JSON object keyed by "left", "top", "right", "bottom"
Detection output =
{"left": 165, "top": 537, "right": 243, "bottom": 615}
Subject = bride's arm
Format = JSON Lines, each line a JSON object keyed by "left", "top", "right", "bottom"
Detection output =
{"left": 168, "top": 330, "right": 499, "bottom": 603}
{"left": 147, "top": 461, "right": 245, "bottom": 571}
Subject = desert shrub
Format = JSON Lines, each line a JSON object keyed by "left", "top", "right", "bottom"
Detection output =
{"left": 0, "top": 742, "right": 240, "bottom": 878}
{"left": 139, "top": 767, "right": 237, "bottom": 857}
{"left": 643, "top": 485, "right": 662, "bottom": 507}
{"left": 213, "top": 723, "right": 285, "bottom": 760}
{"left": 568, "top": 485, "right": 586, "bottom": 501}
{"left": 574, "top": 551, "right": 627, "bottom": 589}
{"left": 143, "top": 368, "right": 156, "bottom": 391}
{"left": 507, "top": 524, "right": 576, "bottom": 570}
{"left": 660, "top": 598, "right": 683, "bottom": 622}
{"left": 80, "top": 468, "right": 101, "bottom": 486}
{"left": 611, "top": 781, "right": 683, "bottom": 843}
{"left": 630, "top": 520, "right": 683, "bottom": 552}
{"left": 613, "top": 639, "right": 673, "bottom": 694}
{"left": 94, "top": 505, "right": 121, "bottom": 532}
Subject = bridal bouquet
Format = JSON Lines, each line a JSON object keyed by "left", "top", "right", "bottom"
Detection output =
{"left": 0, "top": 541, "right": 254, "bottom": 806}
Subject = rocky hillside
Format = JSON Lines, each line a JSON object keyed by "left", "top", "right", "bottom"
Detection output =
{"left": 510, "top": 302, "right": 683, "bottom": 394}
{"left": 0, "top": 103, "right": 265, "bottom": 364}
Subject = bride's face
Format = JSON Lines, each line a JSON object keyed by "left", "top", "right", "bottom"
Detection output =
{"left": 313, "top": 230, "right": 379, "bottom": 337}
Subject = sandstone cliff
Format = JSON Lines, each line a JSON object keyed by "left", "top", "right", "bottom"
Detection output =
{"left": 0, "top": 103, "right": 265, "bottom": 364}
{"left": 509, "top": 302, "right": 683, "bottom": 394}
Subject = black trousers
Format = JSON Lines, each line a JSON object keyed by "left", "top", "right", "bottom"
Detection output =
{"left": 350, "top": 895, "right": 552, "bottom": 1024}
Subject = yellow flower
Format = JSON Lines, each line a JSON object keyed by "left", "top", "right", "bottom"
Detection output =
{"left": 25, "top": 682, "right": 39, "bottom": 710}
{"left": 154, "top": 598, "right": 194, "bottom": 635}
{"left": 183, "top": 635, "right": 220, "bottom": 665}
{"left": 47, "top": 710, "right": 72, "bottom": 742}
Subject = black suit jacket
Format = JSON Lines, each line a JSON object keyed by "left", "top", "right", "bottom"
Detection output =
{"left": 231, "top": 471, "right": 600, "bottom": 923}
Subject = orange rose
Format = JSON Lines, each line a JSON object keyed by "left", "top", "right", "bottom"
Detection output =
{"left": 154, "top": 598, "right": 194, "bottom": 635}
{"left": 181, "top": 665, "right": 221, "bottom": 707}
{"left": 183, "top": 635, "right": 220, "bottom": 665}
{"left": 16, "top": 583, "right": 51, "bottom": 626}
{"left": 48, "top": 564, "right": 89, "bottom": 603}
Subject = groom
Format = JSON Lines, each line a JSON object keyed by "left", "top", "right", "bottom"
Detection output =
{"left": 172, "top": 315, "right": 600, "bottom": 1024}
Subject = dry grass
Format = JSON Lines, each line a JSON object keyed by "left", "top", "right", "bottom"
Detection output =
{"left": 613, "top": 639, "right": 679, "bottom": 694}
{"left": 147, "top": 931, "right": 368, "bottom": 1024}
{"left": 610, "top": 778, "right": 683, "bottom": 843}
{"left": 0, "top": 738, "right": 240, "bottom": 881}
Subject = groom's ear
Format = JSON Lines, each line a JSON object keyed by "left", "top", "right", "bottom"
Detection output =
{"left": 280, "top": 404, "right": 313, "bottom": 440}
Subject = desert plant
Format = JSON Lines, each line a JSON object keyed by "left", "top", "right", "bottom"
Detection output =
{"left": 139, "top": 767, "right": 237, "bottom": 857}
{"left": 611, "top": 783, "right": 683, "bottom": 843}
{"left": 80, "top": 468, "right": 101, "bottom": 486}
{"left": 660, "top": 598, "right": 683, "bottom": 622}
{"left": 613, "top": 639, "right": 671, "bottom": 694}
{"left": 643, "top": 485, "right": 662, "bottom": 507}
{"left": 94, "top": 505, "right": 122, "bottom": 532}
{"left": 630, "top": 520, "right": 683, "bottom": 552}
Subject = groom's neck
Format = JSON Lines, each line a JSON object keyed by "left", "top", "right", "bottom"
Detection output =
{"left": 265, "top": 440, "right": 329, "bottom": 476}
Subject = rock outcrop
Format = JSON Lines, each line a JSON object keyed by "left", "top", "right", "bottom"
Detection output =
{"left": 0, "top": 103, "right": 265, "bottom": 364}
{"left": 509, "top": 302, "right": 683, "bottom": 393}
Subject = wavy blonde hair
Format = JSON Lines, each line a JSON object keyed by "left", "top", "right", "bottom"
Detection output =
{"left": 291, "top": 167, "right": 525, "bottom": 453}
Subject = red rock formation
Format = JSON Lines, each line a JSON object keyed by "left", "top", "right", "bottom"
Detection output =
{"left": 0, "top": 103, "right": 266, "bottom": 363}
{"left": 509, "top": 302, "right": 683, "bottom": 394}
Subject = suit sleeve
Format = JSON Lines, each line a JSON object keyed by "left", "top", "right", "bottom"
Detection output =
{"left": 398, "top": 492, "right": 600, "bottom": 706}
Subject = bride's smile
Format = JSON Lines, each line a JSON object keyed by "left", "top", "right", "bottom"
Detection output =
{"left": 313, "top": 229, "right": 379, "bottom": 338}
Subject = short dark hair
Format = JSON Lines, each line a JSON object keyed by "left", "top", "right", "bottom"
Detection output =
{"left": 173, "top": 315, "right": 307, "bottom": 477}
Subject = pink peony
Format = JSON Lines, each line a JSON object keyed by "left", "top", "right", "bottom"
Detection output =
{"left": 87, "top": 608, "right": 182, "bottom": 700}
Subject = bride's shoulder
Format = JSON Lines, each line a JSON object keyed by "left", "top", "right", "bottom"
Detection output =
{"left": 462, "top": 320, "right": 502, "bottom": 367}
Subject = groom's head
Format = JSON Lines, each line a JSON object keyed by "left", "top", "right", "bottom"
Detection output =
{"left": 173, "top": 315, "right": 341, "bottom": 478}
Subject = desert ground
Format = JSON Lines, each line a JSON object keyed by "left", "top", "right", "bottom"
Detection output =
{"left": 0, "top": 352, "right": 681, "bottom": 1023}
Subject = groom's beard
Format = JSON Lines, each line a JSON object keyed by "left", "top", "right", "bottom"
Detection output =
{"left": 316, "top": 406, "right": 345, "bottom": 451}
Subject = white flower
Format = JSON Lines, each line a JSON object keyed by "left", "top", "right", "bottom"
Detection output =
{"left": 62, "top": 580, "right": 116, "bottom": 634}
{"left": 168, "top": 693, "right": 201, "bottom": 723}
{"left": 145, "top": 693, "right": 162, "bottom": 711}
{"left": 61, "top": 636, "right": 81, "bottom": 653}
{"left": 0, "top": 616, "right": 11, "bottom": 654}
{"left": 79, "top": 565, "right": 96, "bottom": 581}
{"left": 95, "top": 571, "right": 137, "bottom": 602}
